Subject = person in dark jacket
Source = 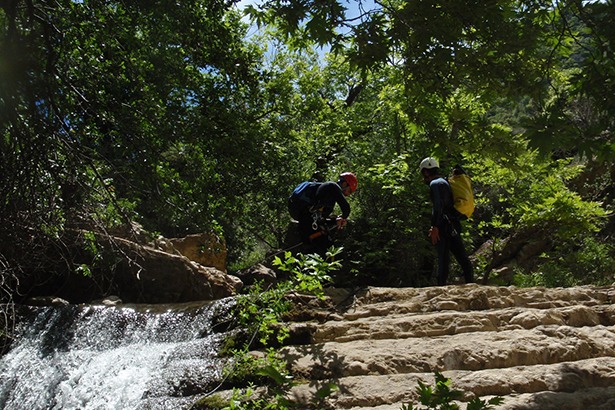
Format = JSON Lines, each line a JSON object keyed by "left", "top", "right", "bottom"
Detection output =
{"left": 288, "top": 172, "right": 358, "bottom": 254}
{"left": 419, "top": 157, "right": 473, "bottom": 285}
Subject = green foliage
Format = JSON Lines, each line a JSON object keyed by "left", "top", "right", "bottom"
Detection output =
{"left": 234, "top": 247, "right": 342, "bottom": 346}
{"left": 272, "top": 247, "right": 342, "bottom": 298}
{"left": 244, "top": 253, "right": 329, "bottom": 331}
{"left": 194, "top": 393, "right": 228, "bottom": 409}
{"left": 242, "top": 0, "right": 615, "bottom": 290}
{"left": 512, "top": 161, "right": 607, "bottom": 237}
{"left": 514, "top": 236, "right": 615, "bottom": 287}
{"left": 414, "top": 372, "right": 462, "bottom": 410}
{"left": 75, "top": 264, "right": 92, "bottom": 278}
{"left": 214, "top": 250, "right": 342, "bottom": 409}
{"left": 1, "top": 0, "right": 274, "bottom": 281}
{"left": 245, "top": 0, "right": 345, "bottom": 48}
{"left": 525, "top": 2, "right": 615, "bottom": 161}
{"left": 194, "top": 382, "right": 294, "bottom": 410}
{"left": 3, "top": 0, "right": 615, "bottom": 306}
{"left": 469, "top": 148, "right": 610, "bottom": 284}
{"left": 466, "top": 396, "right": 505, "bottom": 410}
{"left": 345, "top": 154, "right": 431, "bottom": 287}
{"left": 401, "top": 372, "right": 503, "bottom": 410}
{"left": 224, "top": 386, "right": 286, "bottom": 410}
{"left": 3, "top": 1, "right": 615, "bottom": 406}
{"left": 217, "top": 367, "right": 338, "bottom": 410}
{"left": 234, "top": 280, "right": 292, "bottom": 347}
{"left": 223, "top": 347, "right": 291, "bottom": 388}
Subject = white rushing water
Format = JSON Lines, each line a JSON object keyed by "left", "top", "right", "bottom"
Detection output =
{"left": 0, "top": 301, "right": 232, "bottom": 410}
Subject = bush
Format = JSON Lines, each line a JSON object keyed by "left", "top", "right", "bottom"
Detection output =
{"left": 401, "top": 372, "right": 503, "bottom": 410}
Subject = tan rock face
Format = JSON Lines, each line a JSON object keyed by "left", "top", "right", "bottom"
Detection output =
{"left": 111, "top": 236, "right": 241, "bottom": 303}
{"left": 274, "top": 284, "right": 615, "bottom": 409}
{"left": 23, "top": 228, "right": 240, "bottom": 304}
{"left": 169, "top": 233, "right": 227, "bottom": 272}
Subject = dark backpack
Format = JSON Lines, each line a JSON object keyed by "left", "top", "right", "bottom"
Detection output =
{"left": 289, "top": 181, "right": 320, "bottom": 206}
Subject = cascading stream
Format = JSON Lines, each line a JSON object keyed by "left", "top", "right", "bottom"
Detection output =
{"left": 0, "top": 299, "right": 234, "bottom": 410}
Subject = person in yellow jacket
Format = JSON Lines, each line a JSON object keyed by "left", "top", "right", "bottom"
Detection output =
{"left": 419, "top": 157, "right": 473, "bottom": 286}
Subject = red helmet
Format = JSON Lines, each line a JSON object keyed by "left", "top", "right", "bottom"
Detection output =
{"left": 339, "top": 172, "right": 358, "bottom": 193}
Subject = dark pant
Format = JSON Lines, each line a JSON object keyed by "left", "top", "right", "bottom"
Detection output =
{"left": 288, "top": 199, "right": 332, "bottom": 255}
{"left": 435, "top": 230, "right": 473, "bottom": 286}
{"left": 289, "top": 199, "right": 314, "bottom": 241}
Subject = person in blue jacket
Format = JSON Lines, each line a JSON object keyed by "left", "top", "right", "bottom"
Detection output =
{"left": 288, "top": 172, "right": 357, "bottom": 254}
{"left": 419, "top": 157, "right": 473, "bottom": 286}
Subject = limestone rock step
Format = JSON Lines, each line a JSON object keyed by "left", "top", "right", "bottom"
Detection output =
{"left": 298, "top": 304, "right": 615, "bottom": 343}
{"left": 335, "top": 285, "right": 615, "bottom": 320}
{"left": 287, "top": 357, "right": 615, "bottom": 410}
{"left": 282, "top": 324, "right": 615, "bottom": 379}
{"left": 250, "top": 285, "right": 615, "bottom": 410}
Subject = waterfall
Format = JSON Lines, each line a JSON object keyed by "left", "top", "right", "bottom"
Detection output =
{"left": 0, "top": 299, "right": 234, "bottom": 410}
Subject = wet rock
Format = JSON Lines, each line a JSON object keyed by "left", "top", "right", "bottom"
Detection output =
{"left": 235, "top": 263, "right": 277, "bottom": 286}
{"left": 24, "top": 296, "right": 70, "bottom": 307}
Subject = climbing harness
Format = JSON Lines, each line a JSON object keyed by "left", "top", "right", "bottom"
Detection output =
{"left": 265, "top": 218, "right": 340, "bottom": 262}
{"left": 309, "top": 217, "right": 338, "bottom": 241}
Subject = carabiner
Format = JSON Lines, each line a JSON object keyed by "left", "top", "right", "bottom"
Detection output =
{"left": 311, "top": 212, "right": 320, "bottom": 230}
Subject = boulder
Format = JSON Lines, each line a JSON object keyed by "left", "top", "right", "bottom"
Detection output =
{"left": 167, "top": 233, "right": 227, "bottom": 272}
{"left": 235, "top": 263, "right": 277, "bottom": 286}
{"left": 17, "top": 228, "right": 240, "bottom": 305}
{"left": 104, "top": 236, "right": 241, "bottom": 304}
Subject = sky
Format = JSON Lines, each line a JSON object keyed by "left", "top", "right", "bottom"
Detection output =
{"left": 235, "top": 0, "right": 378, "bottom": 23}
{"left": 234, "top": 0, "right": 379, "bottom": 51}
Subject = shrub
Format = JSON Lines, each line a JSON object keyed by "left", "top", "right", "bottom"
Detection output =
{"left": 401, "top": 372, "right": 504, "bottom": 410}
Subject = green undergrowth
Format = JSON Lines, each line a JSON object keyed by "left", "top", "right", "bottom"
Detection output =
{"left": 193, "top": 247, "right": 342, "bottom": 410}
{"left": 401, "top": 372, "right": 504, "bottom": 410}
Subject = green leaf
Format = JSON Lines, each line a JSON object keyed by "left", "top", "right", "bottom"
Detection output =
{"left": 255, "top": 365, "right": 292, "bottom": 386}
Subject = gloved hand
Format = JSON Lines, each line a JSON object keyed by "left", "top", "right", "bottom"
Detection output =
{"left": 428, "top": 226, "right": 440, "bottom": 245}
{"left": 336, "top": 217, "right": 347, "bottom": 229}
